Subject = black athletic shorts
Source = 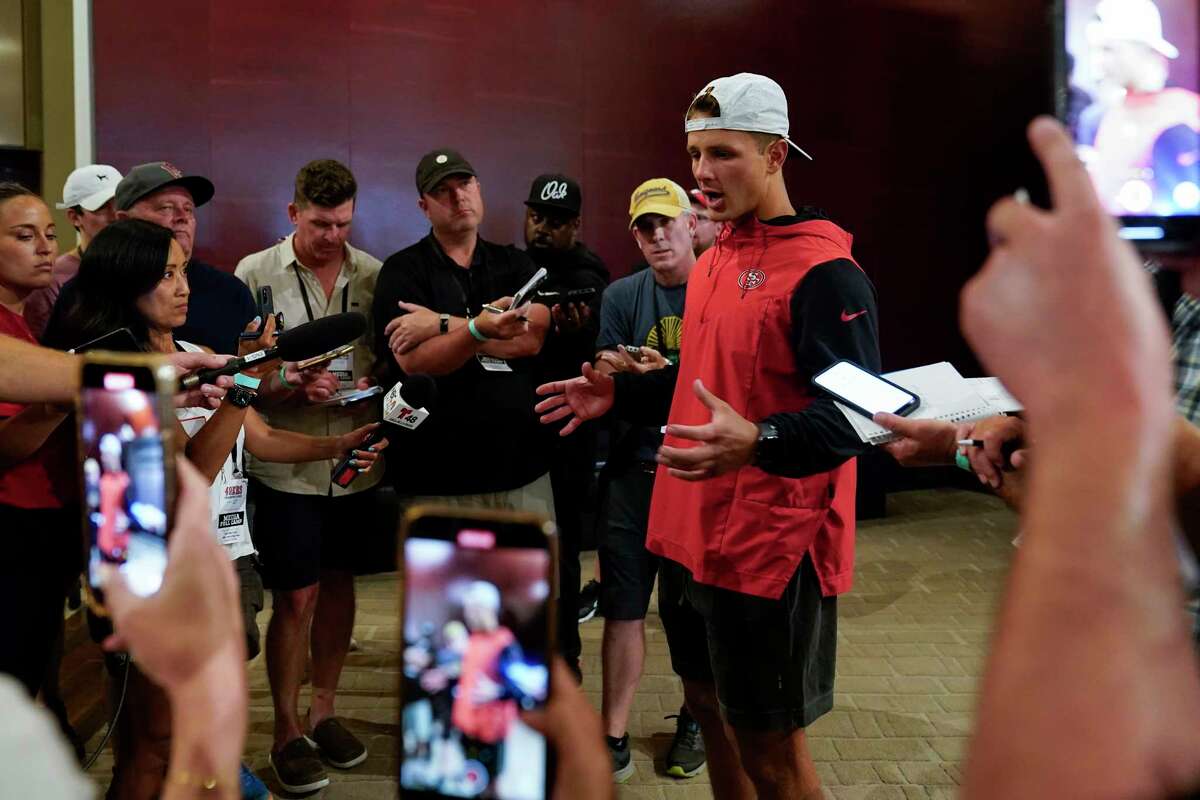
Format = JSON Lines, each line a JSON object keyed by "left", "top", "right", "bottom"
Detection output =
{"left": 598, "top": 465, "right": 660, "bottom": 620}
{"left": 249, "top": 481, "right": 386, "bottom": 591}
{"left": 666, "top": 554, "right": 837, "bottom": 732}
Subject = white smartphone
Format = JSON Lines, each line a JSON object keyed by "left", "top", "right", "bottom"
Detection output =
{"left": 812, "top": 360, "right": 920, "bottom": 419}
{"left": 509, "top": 267, "right": 549, "bottom": 312}
{"left": 318, "top": 385, "right": 384, "bottom": 408}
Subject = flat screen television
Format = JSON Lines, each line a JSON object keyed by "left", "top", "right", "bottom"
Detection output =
{"left": 1055, "top": 0, "right": 1200, "bottom": 250}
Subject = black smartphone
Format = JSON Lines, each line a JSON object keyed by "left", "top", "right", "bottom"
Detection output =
{"left": 812, "top": 359, "right": 921, "bottom": 419}
{"left": 241, "top": 285, "right": 284, "bottom": 340}
{"left": 70, "top": 327, "right": 141, "bottom": 354}
{"left": 400, "top": 507, "right": 557, "bottom": 800}
{"left": 77, "top": 354, "right": 177, "bottom": 614}
{"left": 562, "top": 286, "right": 598, "bottom": 303}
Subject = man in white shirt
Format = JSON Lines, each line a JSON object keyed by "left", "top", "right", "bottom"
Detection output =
{"left": 234, "top": 160, "right": 384, "bottom": 793}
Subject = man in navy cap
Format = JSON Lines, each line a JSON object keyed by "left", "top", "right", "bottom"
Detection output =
{"left": 117, "top": 162, "right": 256, "bottom": 354}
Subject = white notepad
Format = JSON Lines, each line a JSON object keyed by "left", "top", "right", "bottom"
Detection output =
{"left": 834, "top": 362, "right": 1023, "bottom": 445}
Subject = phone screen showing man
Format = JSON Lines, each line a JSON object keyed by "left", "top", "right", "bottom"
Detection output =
{"left": 401, "top": 521, "right": 551, "bottom": 800}
{"left": 81, "top": 370, "right": 169, "bottom": 599}
{"left": 1063, "top": 0, "right": 1200, "bottom": 218}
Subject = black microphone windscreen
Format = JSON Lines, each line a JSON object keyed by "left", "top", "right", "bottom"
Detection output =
{"left": 398, "top": 374, "right": 438, "bottom": 410}
{"left": 276, "top": 312, "right": 367, "bottom": 361}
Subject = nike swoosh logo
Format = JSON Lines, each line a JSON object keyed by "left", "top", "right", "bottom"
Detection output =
{"left": 841, "top": 309, "right": 868, "bottom": 322}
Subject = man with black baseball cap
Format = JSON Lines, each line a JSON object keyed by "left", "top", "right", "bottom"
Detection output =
{"left": 373, "top": 149, "right": 558, "bottom": 591}
{"left": 118, "top": 161, "right": 255, "bottom": 353}
{"left": 520, "top": 172, "right": 609, "bottom": 676}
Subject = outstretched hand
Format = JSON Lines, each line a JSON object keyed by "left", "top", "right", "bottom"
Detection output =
{"left": 657, "top": 379, "right": 758, "bottom": 481}
{"left": 535, "top": 362, "right": 615, "bottom": 436}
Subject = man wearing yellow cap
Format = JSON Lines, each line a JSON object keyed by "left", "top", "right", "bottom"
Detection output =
{"left": 591, "top": 178, "right": 707, "bottom": 783}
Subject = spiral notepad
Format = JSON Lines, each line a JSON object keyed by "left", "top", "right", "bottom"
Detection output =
{"left": 835, "top": 362, "right": 1023, "bottom": 445}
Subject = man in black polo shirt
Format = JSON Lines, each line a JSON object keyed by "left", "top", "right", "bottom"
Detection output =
{"left": 373, "top": 147, "right": 558, "bottom": 571}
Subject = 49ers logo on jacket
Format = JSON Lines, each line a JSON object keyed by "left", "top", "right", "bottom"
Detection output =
{"left": 737, "top": 269, "right": 767, "bottom": 291}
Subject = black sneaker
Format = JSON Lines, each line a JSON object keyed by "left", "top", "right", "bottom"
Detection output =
{"left": 606, "top": 733, "right": 635, "bottom": 783}
{"left": 578, "top": 580, "right": 601, "bottom": 623}
{"left": 665, "top": 708, "right": 706, "bottom": 778}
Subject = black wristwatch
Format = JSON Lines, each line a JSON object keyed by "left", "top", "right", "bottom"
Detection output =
{"left": 439, "top": 313, "right": 450, "bottom": 334}
{"left": 752, "top": 420, "right": 784, "bottom": 470}
{"left": 226, "top": 385, "right": 257, "bottom": 408}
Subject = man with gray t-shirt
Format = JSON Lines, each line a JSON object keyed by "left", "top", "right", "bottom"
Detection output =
{"left": 593, "top": 178, "right": 707, "bottom": 783}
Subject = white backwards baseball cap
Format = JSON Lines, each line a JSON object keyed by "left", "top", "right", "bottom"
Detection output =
{"left": 56, "top": 164, "right": 123, "bottom": 211}
{"left": 684, "top": 73, "right": 813, "bottom": 160}
{"left": 1089, "top": 0, "right": 1179, "bottom": 59}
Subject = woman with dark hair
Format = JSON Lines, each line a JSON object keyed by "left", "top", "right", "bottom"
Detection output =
{"left": 51, "top": 218, "right": 388, "bottom": 800}
{"left": 0, "top": 183, "right": 82, "bottom": 706}
{"left": 44, "top": 218, "right": 175, "bottom": 351}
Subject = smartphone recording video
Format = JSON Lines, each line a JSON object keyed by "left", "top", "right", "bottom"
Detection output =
{"left": 400, "top": 508, "right": 555, "bottom": 800}
{"left": 1062, "top": 0, "right": 1199, "bottom": 232}
{"left": 78, "top": 356, "right": 176, "bottom": 610}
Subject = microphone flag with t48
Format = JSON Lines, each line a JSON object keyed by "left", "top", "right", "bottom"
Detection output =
{"left": 330, "top": 374, "right": 437, "bottom": 488}
{"left": 383, "top": 374, "right": 437, "bottom": 430}
{"left": 178, "top": 312, "right": 367, "bottom": 390}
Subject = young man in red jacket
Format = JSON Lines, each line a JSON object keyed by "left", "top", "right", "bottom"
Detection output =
{"left": 536, "top": 72, "right": 880, "bottom": 799}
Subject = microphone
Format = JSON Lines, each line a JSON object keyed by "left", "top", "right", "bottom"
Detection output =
{"left": 382, "top": 374, "right": 438, "bottom": 430}
{"left": 179, "top": 312, "right": 366, "bottom": 389}
{"left": 331, "top": 375, "right": 437, "bottom": 488}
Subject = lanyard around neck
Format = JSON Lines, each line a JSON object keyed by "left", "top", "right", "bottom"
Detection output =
{"left": 294, "top": 264, "right": 349, "bottom": 323}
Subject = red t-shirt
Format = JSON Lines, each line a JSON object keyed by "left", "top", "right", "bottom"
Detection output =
{"left": 0, "top": 305, "right": 76, "bottom": 509}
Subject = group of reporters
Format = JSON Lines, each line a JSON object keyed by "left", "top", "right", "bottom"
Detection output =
{"left": 1, "top": 66, "right": 1199, "bottom": 800}
{"left": 0, "top": 120, "right": 729, "bottom": 797}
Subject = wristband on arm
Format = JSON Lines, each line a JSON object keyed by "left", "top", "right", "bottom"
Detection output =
{"left": 468, "top": 317, "right": 489, "bottom": 342}
{"left": 278, "top": 363, "right": 295, "bottom": 390}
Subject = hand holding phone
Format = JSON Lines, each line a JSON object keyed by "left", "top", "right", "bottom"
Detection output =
{"left": 400, "top": 507, "right": 555, "bottom": 800}
{"left": 241, "top": 285, "right": 284, "bottom": 340}
{"left": 237, "top": 313, "right": 280, "bottom": 377}
{"left": 510, "top": 267, "right": 549, "bottom": 312}
{"left": 79, "top": 354, "right": 177, "bottom": 614}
